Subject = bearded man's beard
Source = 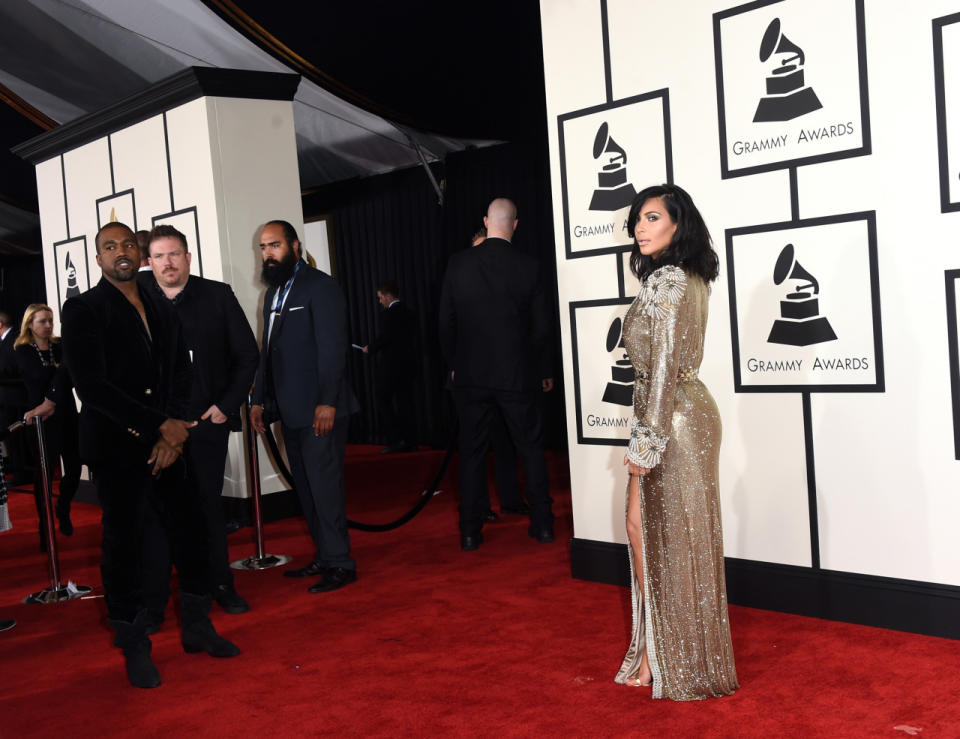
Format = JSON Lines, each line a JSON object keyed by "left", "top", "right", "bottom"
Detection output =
{"left": 261, "top": 250, "right": 297, "bottom": 288}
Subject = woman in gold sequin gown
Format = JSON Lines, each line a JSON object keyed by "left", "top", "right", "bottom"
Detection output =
{"left": 614, "top": 184, "right": 738, "bottom": 700}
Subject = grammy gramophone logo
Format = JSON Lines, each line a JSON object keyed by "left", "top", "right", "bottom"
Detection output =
{"left": 589, "top": 122, "right": 637, "bottom": 211}
{"left": 752, "top": 18, "right": 823, "bottom": 123}
{"left": 767, "top": 244, "right": 836, "bottom": 346}
{"left": 602, "top": 315, "right": 634, "bottom": 405}
{"left": 64, "top": 253, "right": 80, "bottom": 299}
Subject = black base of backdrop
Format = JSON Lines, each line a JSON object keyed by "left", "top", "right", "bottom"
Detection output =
{"left": 570, "top": 538, "right": 960, "bottom": 641}
{"left": 301, "top": 142, "right": 567, "bottom": 450}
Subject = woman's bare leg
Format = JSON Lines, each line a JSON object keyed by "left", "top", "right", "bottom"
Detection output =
{"left": 625, "top": 473, "right": 652, "bottom": 686}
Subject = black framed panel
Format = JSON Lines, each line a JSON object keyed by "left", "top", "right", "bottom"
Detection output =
{"left": 95, "top": 188, "right": 137, "bottom": 231}
{"left": 557, "top": 89, "right": 673, "bottom": 260}
{"left": 568, "top": 296, "right": 637, "bottom": 446}
{"left": 713, "top": 0, "right": 870, "bottom": 178}
{"left": 52, "top": 236, "right": 90, "bottom": 309}
{"left": 933, "top": 12, "right": 960, "bottom": 214}
{"left": 725, "top": 211, "right": 884, "bottom": 393}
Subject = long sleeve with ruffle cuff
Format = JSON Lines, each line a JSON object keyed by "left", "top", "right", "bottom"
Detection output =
{"left": 627, "top": 416, "right": 669, "bottom": 468}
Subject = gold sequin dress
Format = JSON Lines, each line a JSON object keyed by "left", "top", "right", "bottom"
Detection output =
{"left": 614, "top": 264, "right": 738, "bottom": 700}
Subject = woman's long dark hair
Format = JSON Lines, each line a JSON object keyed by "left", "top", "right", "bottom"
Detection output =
{"left": 627, "top": 184, "right": 719, "bottom": 283}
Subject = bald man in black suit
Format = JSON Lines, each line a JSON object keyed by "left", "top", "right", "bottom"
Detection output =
{"left": 438, "top": 198, "right": 555, "bottom": 551}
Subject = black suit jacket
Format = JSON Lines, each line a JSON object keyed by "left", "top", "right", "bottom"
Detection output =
{"left": 61, "top": 278, "right": 191, "bottom": 465}
{"left": 369, "top": 300, "right": 418, "bottom": 380}
{"left": 251, "top": 262, "right": 359, "bottom": 429}
{"left": 14, "top": 341, "right": 77, "bottom": 414}
{"left": 142, "top": 274, "right": 259, "bottom": 431}
{"left": 438, "top": 237, "right": 551, "bottom": 392}
{"left": 0, "top": 330, "right": 26, "bottom": 407}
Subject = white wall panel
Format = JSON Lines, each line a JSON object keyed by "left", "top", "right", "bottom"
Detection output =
{"left": 542, "top": 0, "right": 960, "bottom": 585}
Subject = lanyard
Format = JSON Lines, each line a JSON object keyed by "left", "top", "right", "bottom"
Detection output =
{"left": 273, "top": 260, "right": 302, "bottom": 315}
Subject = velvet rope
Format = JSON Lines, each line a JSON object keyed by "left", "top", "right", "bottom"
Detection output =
{"left": 259, "top": 422, "right": 450, "bottom": 532}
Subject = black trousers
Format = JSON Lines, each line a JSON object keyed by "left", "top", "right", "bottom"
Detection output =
{"left": 479, "top": 409, "right": 524, "bottom": 511}
{"left": 283, "top": 416, "right": 355, "bottom": 570}
{"left": 376, "top": 370, "right": 416, "bottom": 445}
{"left": 94, "top": 457, "right": 209, "bottom": 622}
{"left": 454, "top": 386, "right": 553, "bottom": 535}
{"left": 30, "top": 412, "right": 81, "bottom": 530}
{"left": 142, "top": 421, "right": 233, "bottom": 615}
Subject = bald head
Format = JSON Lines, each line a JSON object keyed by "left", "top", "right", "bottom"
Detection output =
{"left": 483, "top": 198, "right": 518, "bottom": 241}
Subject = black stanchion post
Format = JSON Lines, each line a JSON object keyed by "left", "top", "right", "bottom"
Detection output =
{"left": 24, "top": 418, "right": 91, "bottom": 604}
{"left": 230, "top": 402, "right": 290, "bottom": 571}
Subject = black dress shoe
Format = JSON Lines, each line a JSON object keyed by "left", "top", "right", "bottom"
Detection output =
{"left": 0, "top": 619, "right": 16, "bottom": 632}
{"left": 501, "top": 503, "right": 531, "bottom": 515}
{"left": 224, "top": 519, "right": 242, "bottom": 534}
{"left": 213, "top": 584, "right": 250, "bottom": 614}
{"left": 283, "top": 561, "right": 325, "bottom": 578}
{"left": 483, "top": 509, "right": 499, "bottom": 522}
{"left": 460, "top": 532, "right": 483, "bottom": 551}
{"left": 528, "top": 524, "right": 555, "bottom": 543}
{"left": 308, "top": 567, "right": 357, "bottom": 593}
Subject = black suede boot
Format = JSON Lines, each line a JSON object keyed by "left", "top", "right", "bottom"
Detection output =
{"left": 109, "top": 611, "right": 161, "bottom": 688}
{"left": 179, "top": 591, "right": 240, "bottom": 658}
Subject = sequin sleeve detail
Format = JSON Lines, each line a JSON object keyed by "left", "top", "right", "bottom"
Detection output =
{"left": 641, "top": 265, "right": 686, "bottom": 319}
{"left": 627, "top": 416, "right": 669, "bottom": 467}
{"left": 632, "top": 266, "right": 687, "bottom": 468}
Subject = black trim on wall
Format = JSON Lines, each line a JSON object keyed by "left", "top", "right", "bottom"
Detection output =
{"left": 945, "top": 269, "right": 960, "bottom": 459}
{"left": 600, "top": 0, "right": 613, "bottom": 104}
{"left": 13, "top": 67, "right": 301, "bottom": 164}
{"left": 570, "top": 538, "right": 960, "bottom": 640}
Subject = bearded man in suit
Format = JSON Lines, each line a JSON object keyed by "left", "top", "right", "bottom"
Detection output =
{"left": 250, "top": 220, "right": 359, "bottom": 593}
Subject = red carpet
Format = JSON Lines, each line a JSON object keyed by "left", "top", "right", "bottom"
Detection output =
{"left": 2, "top": 452, "right": 960, "bottom": 737}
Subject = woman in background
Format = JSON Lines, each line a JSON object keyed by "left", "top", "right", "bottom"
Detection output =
{"left": 15, "top": 303, "right": 80, "bottom": 544}
{"left": 614, "top": 184, "right": 738, "bottom": 700}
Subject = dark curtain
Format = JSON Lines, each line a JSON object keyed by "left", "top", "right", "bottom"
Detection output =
{"left": 0, "top": 253, "right": 46, "bottom": 329}
{"left": 303, "top": 141, "right": 566, "bottom": 449}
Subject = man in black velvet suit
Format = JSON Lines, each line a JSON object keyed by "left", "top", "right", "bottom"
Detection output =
{"left": 61, "top": 222, "right": 239, "bottom": 689}
{"left": 250, "top": 220, "right": 359, "bottom": 593}
{"left": 439, "top": 198, "right": 555, "bottom": 550}
{"left": 141, "top": 224, "right": 259, "bottom": 619}
{"left": 362, "top": 279, "right": 418, "bottom": 453}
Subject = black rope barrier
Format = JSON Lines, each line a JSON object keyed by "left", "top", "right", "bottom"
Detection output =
{"left": 259, "top": 419, "right": 451, "bottom": 533}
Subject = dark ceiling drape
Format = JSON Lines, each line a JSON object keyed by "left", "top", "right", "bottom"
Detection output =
{"left": 303, "top": 141, "right": 566, "bottom": 449}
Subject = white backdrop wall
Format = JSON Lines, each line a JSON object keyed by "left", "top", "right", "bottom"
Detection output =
{"left": 31, "top": 90, "right": 304, "bottom": 499}
{"left": 542, "top": 0, "right": 960, "bottom": 589}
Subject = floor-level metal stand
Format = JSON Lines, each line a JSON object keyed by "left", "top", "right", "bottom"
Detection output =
{"left": 231, "top": 404, "right": 290, "bottom": 571}
{"left": 22, "top": 419, "right": 92, "bottom": 604}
